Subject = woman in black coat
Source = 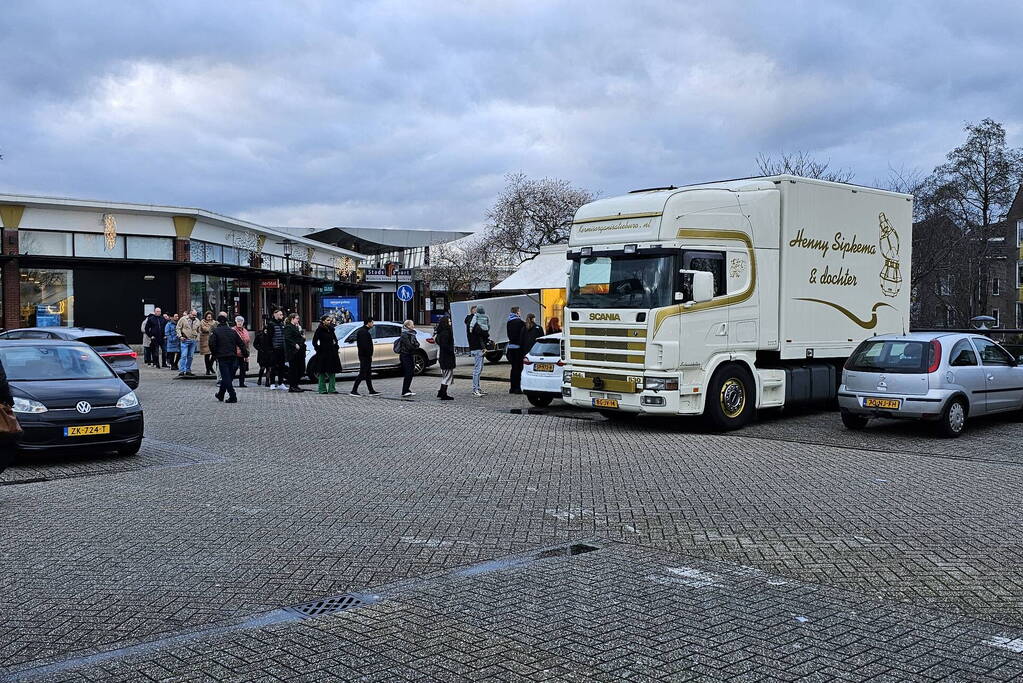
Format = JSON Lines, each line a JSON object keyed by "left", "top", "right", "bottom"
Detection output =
{"left": 519, "top": 313, "right": 544, "bottom": 354}
{"left": 311, "top": 316, "right": 342, "bottom": 394}
{"left": 434, "top": 315, "right": 456, "bottom": 401}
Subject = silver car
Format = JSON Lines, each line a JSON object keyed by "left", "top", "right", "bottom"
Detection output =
{"left": 838, "top": 332, "right": 1023, "bottom": 437}
{"left": 304, "top": 321, "right": 439, "bottom": 376}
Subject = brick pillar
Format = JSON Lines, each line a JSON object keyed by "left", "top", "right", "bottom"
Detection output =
{"left": 173, "top": 238, "right": 191, "bottom": 315}
{"left": 1, "top": 205, "right": 25, "bottom": 331}
{"left": 2, "top": 257, "right": 19, "bottom": 331}
{"left": 250, "top": 277, "right": 262, "bottom": 328}
{"left": 302, "top": 283, "right": 312, "bottom": 330}
{"left": 171, "top": 217, "right": 197, "bottom": 317}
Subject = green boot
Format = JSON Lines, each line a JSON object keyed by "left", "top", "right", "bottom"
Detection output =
{"left": 318, "top": 373, "right": 327, "bottom": 394}
{"left": 327, "top": 373, "right": 337, "bottom": 393}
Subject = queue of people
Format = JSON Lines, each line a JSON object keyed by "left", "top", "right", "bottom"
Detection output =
{"left": 139, "top": 304, "right": 555, "bottom": 403}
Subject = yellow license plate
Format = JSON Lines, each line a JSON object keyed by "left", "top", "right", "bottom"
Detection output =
{"left": 593, "top": 398, "right": 619, "bottom": 409}
{"left": 864, "top": 398, "right": 901, "bottom": 410}
{"left": 65, "top": 424, "right": 111, "bottom": 437}
{"left": 533, "top": 363, "right": 555, "bottom": 372}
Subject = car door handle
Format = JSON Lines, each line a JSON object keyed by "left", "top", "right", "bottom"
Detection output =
{"left": 988, "top": 375, "right": 995, "bottom": 381}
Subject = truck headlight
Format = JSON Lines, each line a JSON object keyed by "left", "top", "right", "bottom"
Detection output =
{"left": 563, "top": 370, "right": 574, "bottom": 383}
{"left": 13, "top": 397, "right": 48, "bottom": 413}
{"left": 643, "top": 377, "right": 679, "bottom": 392}
{"left": 116, "top": 391, "right": 139, "bottom": 409}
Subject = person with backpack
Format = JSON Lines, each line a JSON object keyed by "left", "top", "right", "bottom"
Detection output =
{"left": 468, "top": 305, "right": 490, "bottom": 397}
{"left": 397, "top": 320, "right": 420, "bottom": 397}
{"left": 434, "top": 315, "right": 456, "bottom": 401}
{"left": 350, "top": 318, "right": 379, "bottom": 397}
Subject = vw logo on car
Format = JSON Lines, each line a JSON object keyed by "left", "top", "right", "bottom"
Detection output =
{"left": 76, "top": 401, "right": 92, "bottom": 414}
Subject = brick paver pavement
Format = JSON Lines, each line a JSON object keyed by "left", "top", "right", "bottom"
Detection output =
{"left": 1, "top": 365, "right": 1022, "bottom": 680}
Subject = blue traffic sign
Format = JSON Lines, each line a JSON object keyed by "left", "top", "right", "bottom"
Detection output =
{"left": 396, "top": 284, "right": 414, "bottom": 302}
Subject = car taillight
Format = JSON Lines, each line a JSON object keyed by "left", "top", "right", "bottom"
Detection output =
{"left": 927, "top": 339, "right": 941, "bottom": 373}
{"left": 556, "top": 360, "right": 565, "bottom": 366}
{"left": 425, "top": 337, "right": 435, "bottom": 344}
{"left": 101, "top": 351, "right": 137, "bottom": 359}
{"left": 523, "top": 357, "right": 533, "bottom": 365}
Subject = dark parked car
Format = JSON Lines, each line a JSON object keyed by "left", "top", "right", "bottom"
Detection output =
{"left": 0, "top": 327, "right": 139, "bottom": 388}
{"left": 0, "top": 340, "right": 144, "bottom": 455}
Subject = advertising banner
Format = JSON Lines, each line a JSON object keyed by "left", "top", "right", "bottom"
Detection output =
{"left": 321, "top": 296, "right": 360, "bottom": 323}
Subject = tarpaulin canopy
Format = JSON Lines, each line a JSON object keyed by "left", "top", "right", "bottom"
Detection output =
{"left": 493, "top": 247, "right": 569, "bottom": 291}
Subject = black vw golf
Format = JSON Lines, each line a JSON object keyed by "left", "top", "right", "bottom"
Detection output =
{"left": 1, "top": 339, "right": 144, "bottom": 455}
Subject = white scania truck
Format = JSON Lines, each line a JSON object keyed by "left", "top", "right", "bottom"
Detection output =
{"left": 561, "top": 175, "right": 913, "bottom": 429}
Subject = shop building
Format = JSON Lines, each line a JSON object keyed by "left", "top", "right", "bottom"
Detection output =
{"left": 0, "top": 194, "right": 365, "bottom": 340}
{"left": 282, "top": 226, "right": 471, "bottom": 324}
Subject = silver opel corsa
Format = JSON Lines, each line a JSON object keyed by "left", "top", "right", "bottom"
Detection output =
{"left": 838, "top": 332, "right": 1023, "bottom": 437}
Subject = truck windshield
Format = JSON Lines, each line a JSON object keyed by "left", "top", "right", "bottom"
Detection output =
{"left": 568, "top": 255, "right": 675, "bottom": 309}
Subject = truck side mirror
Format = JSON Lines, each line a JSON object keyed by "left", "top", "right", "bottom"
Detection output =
{"left": 677, "top": 270, "right": 714, "bottom": 304}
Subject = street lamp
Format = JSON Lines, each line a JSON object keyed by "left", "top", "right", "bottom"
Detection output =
{"left": 278, "top": 239, "right": 294, "bottom": 315}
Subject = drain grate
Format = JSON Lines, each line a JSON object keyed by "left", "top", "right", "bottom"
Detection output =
{"left": 285, "top": 594, "right": 365, "bottom": 618}
{"left": 537, "top": 542, "right": 602, "bottom": 559}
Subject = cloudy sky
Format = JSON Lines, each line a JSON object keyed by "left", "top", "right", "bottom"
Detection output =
{"left": 1, "top": 0, "right": 1021, "bottom": 231}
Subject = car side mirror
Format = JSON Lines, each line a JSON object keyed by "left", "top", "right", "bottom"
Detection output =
{"left": 676, "top": 270, "right": 714, "bottom": 304}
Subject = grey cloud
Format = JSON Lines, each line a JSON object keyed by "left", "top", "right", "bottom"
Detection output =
{"left": 1, "top": 0, "right": 1022, "bottom": 229}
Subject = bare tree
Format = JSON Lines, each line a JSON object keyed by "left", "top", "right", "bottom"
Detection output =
{"left": 924, "top": 118, "right": 1023, "bottom": 318}
{"left": 485, "top": 173, "right": 595, "bottom": 261}
{"left": 422, "top": 235, "right": 507, "bottom": 301}
{"left": 755, "top": 151, "right": 855, "bottom": 183}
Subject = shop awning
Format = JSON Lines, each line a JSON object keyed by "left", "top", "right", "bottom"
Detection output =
{"left": 493, "top": 248, "right": 570, "bottom": 291}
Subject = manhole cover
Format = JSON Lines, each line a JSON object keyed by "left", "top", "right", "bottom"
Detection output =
{"left": 537, "top": 543, "right": 601, "bottom": 559}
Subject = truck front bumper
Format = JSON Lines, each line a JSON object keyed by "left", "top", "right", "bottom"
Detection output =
{"left": 563, "top": 385, "right": 705, "bottom": 415}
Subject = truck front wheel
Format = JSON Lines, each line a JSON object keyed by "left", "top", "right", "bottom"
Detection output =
{"left": 706, "top": 364, "right": 756, "bottom": 431}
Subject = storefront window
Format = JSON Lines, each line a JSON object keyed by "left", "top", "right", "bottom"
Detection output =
{"left": 126, "top": 236, "right": 174, "bottom": 260}
{"left": 20, "top": 268, "right": 74, "bottom": 327}
{"left": 18, "top": 230, "right": 72, "bottom": 256}
{"left": 74, "top": 233, "right": 125, "bottom": 258}
{"left": 189, "top": 273, "right": 251, "bottom": 325}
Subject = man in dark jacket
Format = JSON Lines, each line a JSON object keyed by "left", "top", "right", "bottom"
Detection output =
{"left": 506, "top": 306, "right": 526, "bottom": 395}
{"left": 267, "top": 309, "right": 287, "bottom": 390}
{"left": 209, "top": 314, "right": 246, "bottom": 403}
{"left": 283, "top": 313, "right": 306, "bottom": 393}
{"left": 143, "top": 308, "right": 165, "bottom": 367}
{"left": 0, "top": 356, "right": 15, "bottom": 471}
{"left": 350, "top": 318, "right": 380, "bottom": 396}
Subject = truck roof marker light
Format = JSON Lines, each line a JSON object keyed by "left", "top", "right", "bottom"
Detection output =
{"left": 581, "top": 247, "right": 592, "bottom": 257}
{"left": 624, "top": 244, "right": 638, "bottom": 254}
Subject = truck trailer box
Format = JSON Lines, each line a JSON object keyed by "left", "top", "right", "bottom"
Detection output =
{"left": 450, "top": 294, "right": 541, "bottom": 349}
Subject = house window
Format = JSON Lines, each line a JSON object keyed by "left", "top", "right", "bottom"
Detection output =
{"left": 1018, "top": 261, "right": 1023, "bottom": 289}
{"left": 1018, "top": 302, "right": 1023, "bottom": 328}
{"left": 993, "top": 277, "right": 1000, "bottom": 296}
{"left": 1017, "top": 219, "right": 1023, "bottom": 247}
{"left": 946, "top": 306, "right": 955, "bottom": 328}
{"left": 992, "top": 308, "right": 1000, "bottom": 328}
